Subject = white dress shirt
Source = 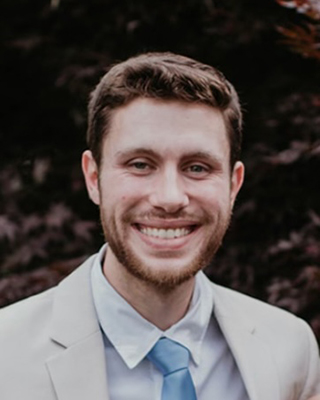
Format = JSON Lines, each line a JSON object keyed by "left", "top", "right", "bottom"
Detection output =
{"left": 91, "top": 245, "right": 249, "bottom": 400}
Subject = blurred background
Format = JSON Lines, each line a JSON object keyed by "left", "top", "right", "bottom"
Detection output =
{"left": 0, "top": 0, "right": 319, "bottom": 340}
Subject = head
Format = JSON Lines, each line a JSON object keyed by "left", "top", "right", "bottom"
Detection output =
{"left": 83, "top": 52, "right": 244, "bottom": 294}
{"left": 87, "top": 52, "right": 242, "bottom": 170}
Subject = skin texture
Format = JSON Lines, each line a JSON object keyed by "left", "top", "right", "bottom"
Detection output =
{"left": 82, "top": 98, "right": 244, "bottom": 329}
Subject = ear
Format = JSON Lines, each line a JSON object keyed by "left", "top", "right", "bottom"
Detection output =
{"left": 82, "top": 150, "right": 100, "bottom": 205}
{"left": 230, "top": 161, "right": 245, "bottom": 207}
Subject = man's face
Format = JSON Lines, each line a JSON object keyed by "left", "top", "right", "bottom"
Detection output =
{"left": 83, "top": 98, "right": 244, "bottom": 292}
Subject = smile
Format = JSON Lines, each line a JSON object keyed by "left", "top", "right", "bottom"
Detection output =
{"left": 137, "top": 226, "right": 194, "bottom": 239}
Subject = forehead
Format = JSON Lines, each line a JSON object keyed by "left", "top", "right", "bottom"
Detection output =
{"left": 104, "top": 98, "right": 230, "bottom": 159}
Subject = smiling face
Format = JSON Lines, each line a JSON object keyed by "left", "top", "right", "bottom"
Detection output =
{"left": 82, "top": 98, "right": 244, "bottom": 292}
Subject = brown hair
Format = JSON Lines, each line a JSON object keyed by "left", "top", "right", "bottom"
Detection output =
{"left": 87, "top": 52, "right": 242, "bottom": 168}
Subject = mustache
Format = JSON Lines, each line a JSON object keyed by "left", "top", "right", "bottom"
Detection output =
{"left": 123, "top": 209, "right": 214, "bottom": 224}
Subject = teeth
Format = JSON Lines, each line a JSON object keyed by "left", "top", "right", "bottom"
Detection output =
{"left": 140, "top": 227, "right": 191, "bottom": 239}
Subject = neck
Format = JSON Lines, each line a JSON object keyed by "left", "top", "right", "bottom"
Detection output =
{"left": 102, "top": 250, "right": 195, "bottom": 331}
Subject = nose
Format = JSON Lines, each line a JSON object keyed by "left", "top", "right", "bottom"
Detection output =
{"left": 149, "top": 168, "right": 189, "bottom": 213}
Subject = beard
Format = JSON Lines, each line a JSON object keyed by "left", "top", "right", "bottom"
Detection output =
{"left": 100, "top": 206, "right": 231, "bottom": 293}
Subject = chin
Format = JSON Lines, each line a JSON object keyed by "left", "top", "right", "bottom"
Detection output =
{"left": 122, "top": 252, "right": 203, "bottom": 291}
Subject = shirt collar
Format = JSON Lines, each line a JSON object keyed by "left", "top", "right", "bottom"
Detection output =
{"left": 91, "top": 244, "right": 215, "bottom": 369}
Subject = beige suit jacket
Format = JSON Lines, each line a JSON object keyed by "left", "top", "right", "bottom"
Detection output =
{"left": 0, "top": 254, "right": 319, "bottom": 400}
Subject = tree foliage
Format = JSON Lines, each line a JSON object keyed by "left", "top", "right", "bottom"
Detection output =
{"left": 276, "top": 0, "right": 320, "bottom": 60}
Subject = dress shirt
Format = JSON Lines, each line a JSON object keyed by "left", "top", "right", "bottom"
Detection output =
{"left": 91, "top": 245, "right": 249, "bottom": 400}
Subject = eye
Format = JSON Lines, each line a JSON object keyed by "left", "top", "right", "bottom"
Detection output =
{"left": 131, "top": 161, "right": 149, "bottom": 170}
{"left": 188, "top": 164, "right": 207, "bottom": 173}
{"left": 184, "top": 163, "right": 210, "bottom": 176}
{"left": 182, "top": 162, "right": 214, "bottom": 179}
{"left": 127, "top": 159, "right": 154, "bottom": 174}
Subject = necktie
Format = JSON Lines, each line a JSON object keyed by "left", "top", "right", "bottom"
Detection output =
{"left": 147, "top": 337, "right": 197, "bottom": 400}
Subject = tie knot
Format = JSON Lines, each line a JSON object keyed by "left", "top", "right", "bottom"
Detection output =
{"left": 147, "top": 338, "right": 190, "bottom": 376}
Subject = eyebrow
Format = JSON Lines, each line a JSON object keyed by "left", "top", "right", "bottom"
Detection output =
{"left": 182, "top": 151, "right": 224, "bottom": 165}
{"left": 115, "top": 147, "right": 160, "bottom": 159}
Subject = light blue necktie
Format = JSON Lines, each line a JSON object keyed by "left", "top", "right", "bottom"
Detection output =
{"left": 147, "top": 337, "right": 197, "bottom": 400}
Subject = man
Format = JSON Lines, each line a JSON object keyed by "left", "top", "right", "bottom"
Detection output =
{"left": 0, "top": 52, "right": 319, "bottom": 400}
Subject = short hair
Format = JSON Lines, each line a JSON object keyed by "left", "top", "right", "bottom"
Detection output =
{"left": 87, "top": 52, "right": 242, "bottom": 168}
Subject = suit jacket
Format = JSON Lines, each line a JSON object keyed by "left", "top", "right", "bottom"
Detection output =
{"left": 0, "top": 254, "right": 319, "bottom": 400}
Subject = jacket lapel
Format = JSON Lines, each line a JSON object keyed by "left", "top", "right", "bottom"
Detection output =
{"left": 212, "top": 284, "right": 280, "bottom": 400}
{"left": 46, "top": 256, "right": 109, "bottom": 400}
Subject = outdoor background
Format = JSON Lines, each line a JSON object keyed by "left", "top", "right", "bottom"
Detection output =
{"left": 1, "top": 0, "right": 320, "bottom": 341}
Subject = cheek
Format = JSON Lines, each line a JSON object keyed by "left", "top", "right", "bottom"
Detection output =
{"left": 118, "top": 179, "right": 148, "bottom": 201}
{"left": 194, "top": 183, "right": 227, "bottom": 201}
{"left": 102, "top": 186, "right": 141, "bottom": 210}
{"left": 192, "top": 183, "right": 232, "bottom": 210}
{"left": 121, "top": 196, "right": 127, "bottom": 201}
